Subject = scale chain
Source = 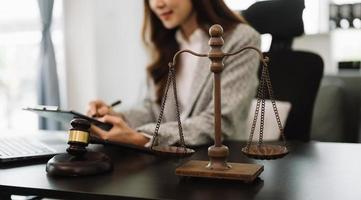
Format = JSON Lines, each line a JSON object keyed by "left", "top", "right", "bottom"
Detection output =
{"left": 258, "top": 66, "right": 267, "bottom": 146}
{"left": 246, "top": 97, "right": 260, "bottom": 151}
{"left": 246, "top": 63, "right": 267, "bottom": 151}
{"left": 151, "top": 65, "right": 173, "bottom": 149}
{"left": 151, "top": 63, "right": 186, "bottom": 149}
{"left": 170, "top": 65, "right": 186, "bottom": 148}
{"left": 263, "top": 65, "right": 287, "bottom": 147}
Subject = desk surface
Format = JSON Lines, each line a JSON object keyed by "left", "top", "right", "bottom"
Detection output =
{"left": 1, "top": 134, "right": 361, "bottom": 200}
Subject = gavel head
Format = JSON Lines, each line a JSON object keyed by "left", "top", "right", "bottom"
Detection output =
{"left": 67, "top": 118, "right": 91, "bottom": 157}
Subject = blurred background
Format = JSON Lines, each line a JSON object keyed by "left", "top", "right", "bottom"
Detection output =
{"left": 0, "top": 0, "right": 360, "bottom": 142}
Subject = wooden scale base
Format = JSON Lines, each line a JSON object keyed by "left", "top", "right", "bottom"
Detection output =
{"left": 176, "top": 160, "right": 263, "bottom": 182}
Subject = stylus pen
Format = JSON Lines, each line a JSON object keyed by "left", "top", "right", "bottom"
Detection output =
{"left": 110, "top": 100, "right": 122, "bottom": 107}
{"left": 92, "top": 100, "right": 122, "bottom": 117}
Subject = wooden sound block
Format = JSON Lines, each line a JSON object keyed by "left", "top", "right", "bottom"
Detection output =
{"left": 46, "top": 151, "right": 113, "bottom": 176}
{"left": 175, "top": 160, "right": 263, "bottom": 182}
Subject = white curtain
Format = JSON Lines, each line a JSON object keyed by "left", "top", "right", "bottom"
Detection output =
{"left": 37, "top": 0, "right": 61, "bottom": 130}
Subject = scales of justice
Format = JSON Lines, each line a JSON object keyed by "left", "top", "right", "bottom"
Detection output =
{"left": 150, "top": 24, "right": 289, "bottom": 182}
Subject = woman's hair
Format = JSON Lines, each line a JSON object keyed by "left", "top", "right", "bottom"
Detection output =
{"left": 142, "top": 0, "right": 244, "bottom": 104}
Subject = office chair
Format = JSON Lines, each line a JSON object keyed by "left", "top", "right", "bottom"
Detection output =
{"left": 242, "top": 0, "right": 324, "bottom": 141}
{"left": 242, "top": 0, "right": 305, "bottom": 51}
{"left": 261, "top": 51, "right": 323, "bottom": 141}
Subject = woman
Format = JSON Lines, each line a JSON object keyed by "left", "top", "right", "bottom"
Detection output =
{"left": 88, "top": 0, "right": 260, "bottom": 147}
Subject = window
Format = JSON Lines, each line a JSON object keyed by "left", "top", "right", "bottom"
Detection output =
{"left": 224, "top": 0, "right": 257, "bottom": 10}
{"left": 0, "top": 0, "right": 64, "bottom": 130}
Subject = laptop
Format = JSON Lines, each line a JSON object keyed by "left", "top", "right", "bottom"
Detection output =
{"left": 0, "top": 129, "right": 68, "bottom": 163}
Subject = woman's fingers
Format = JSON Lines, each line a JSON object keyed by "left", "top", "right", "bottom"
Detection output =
{"left": 87, "top": 99, "right": 108, "bottom": 117}
{"left": 101, "top": 115, "right": 127, "bottom": 127}
{"left": 90, "top": 124, "right": 109, "bottom": 140}
{"left": 87, "top": 100, "right": 100, "bottom": 116}
{"left": 98, "top": 106, "right": 111, "bottom": 116}
{"left": 90, "top": 116, "right": 147, "bottom": 146}
{"left": 90, "top": 116, "right": 127, "bottom": 142}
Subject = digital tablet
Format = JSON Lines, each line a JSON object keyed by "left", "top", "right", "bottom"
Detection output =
{"left": 23, "top": 106, "right": 113, "bottom": 131}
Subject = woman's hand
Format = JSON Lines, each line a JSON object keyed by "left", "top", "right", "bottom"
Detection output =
{"left": 90, "top": 115, "right": 150, "bottom": 146}
{"left": 87, "top": 99, "right": 116, "bottom": 117}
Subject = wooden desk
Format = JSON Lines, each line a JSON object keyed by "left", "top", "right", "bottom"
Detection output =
{"left": 1, "top": 138, "right": 361, "bottom": 200}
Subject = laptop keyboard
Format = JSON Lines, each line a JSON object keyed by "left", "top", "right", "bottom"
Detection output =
{"left": 0, "top": 137, "right": 56, "bottom": 157}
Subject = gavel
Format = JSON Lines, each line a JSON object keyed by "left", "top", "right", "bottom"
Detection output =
{"left": 46, "top": 117, "right": 112, "bottom": 176}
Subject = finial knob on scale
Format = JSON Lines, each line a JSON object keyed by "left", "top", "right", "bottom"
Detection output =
{"left": 209, "top": 24, "right": 223, "bottom": 37}
{"left": 208, "top": 24, "right": 225, "bottom": 73}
